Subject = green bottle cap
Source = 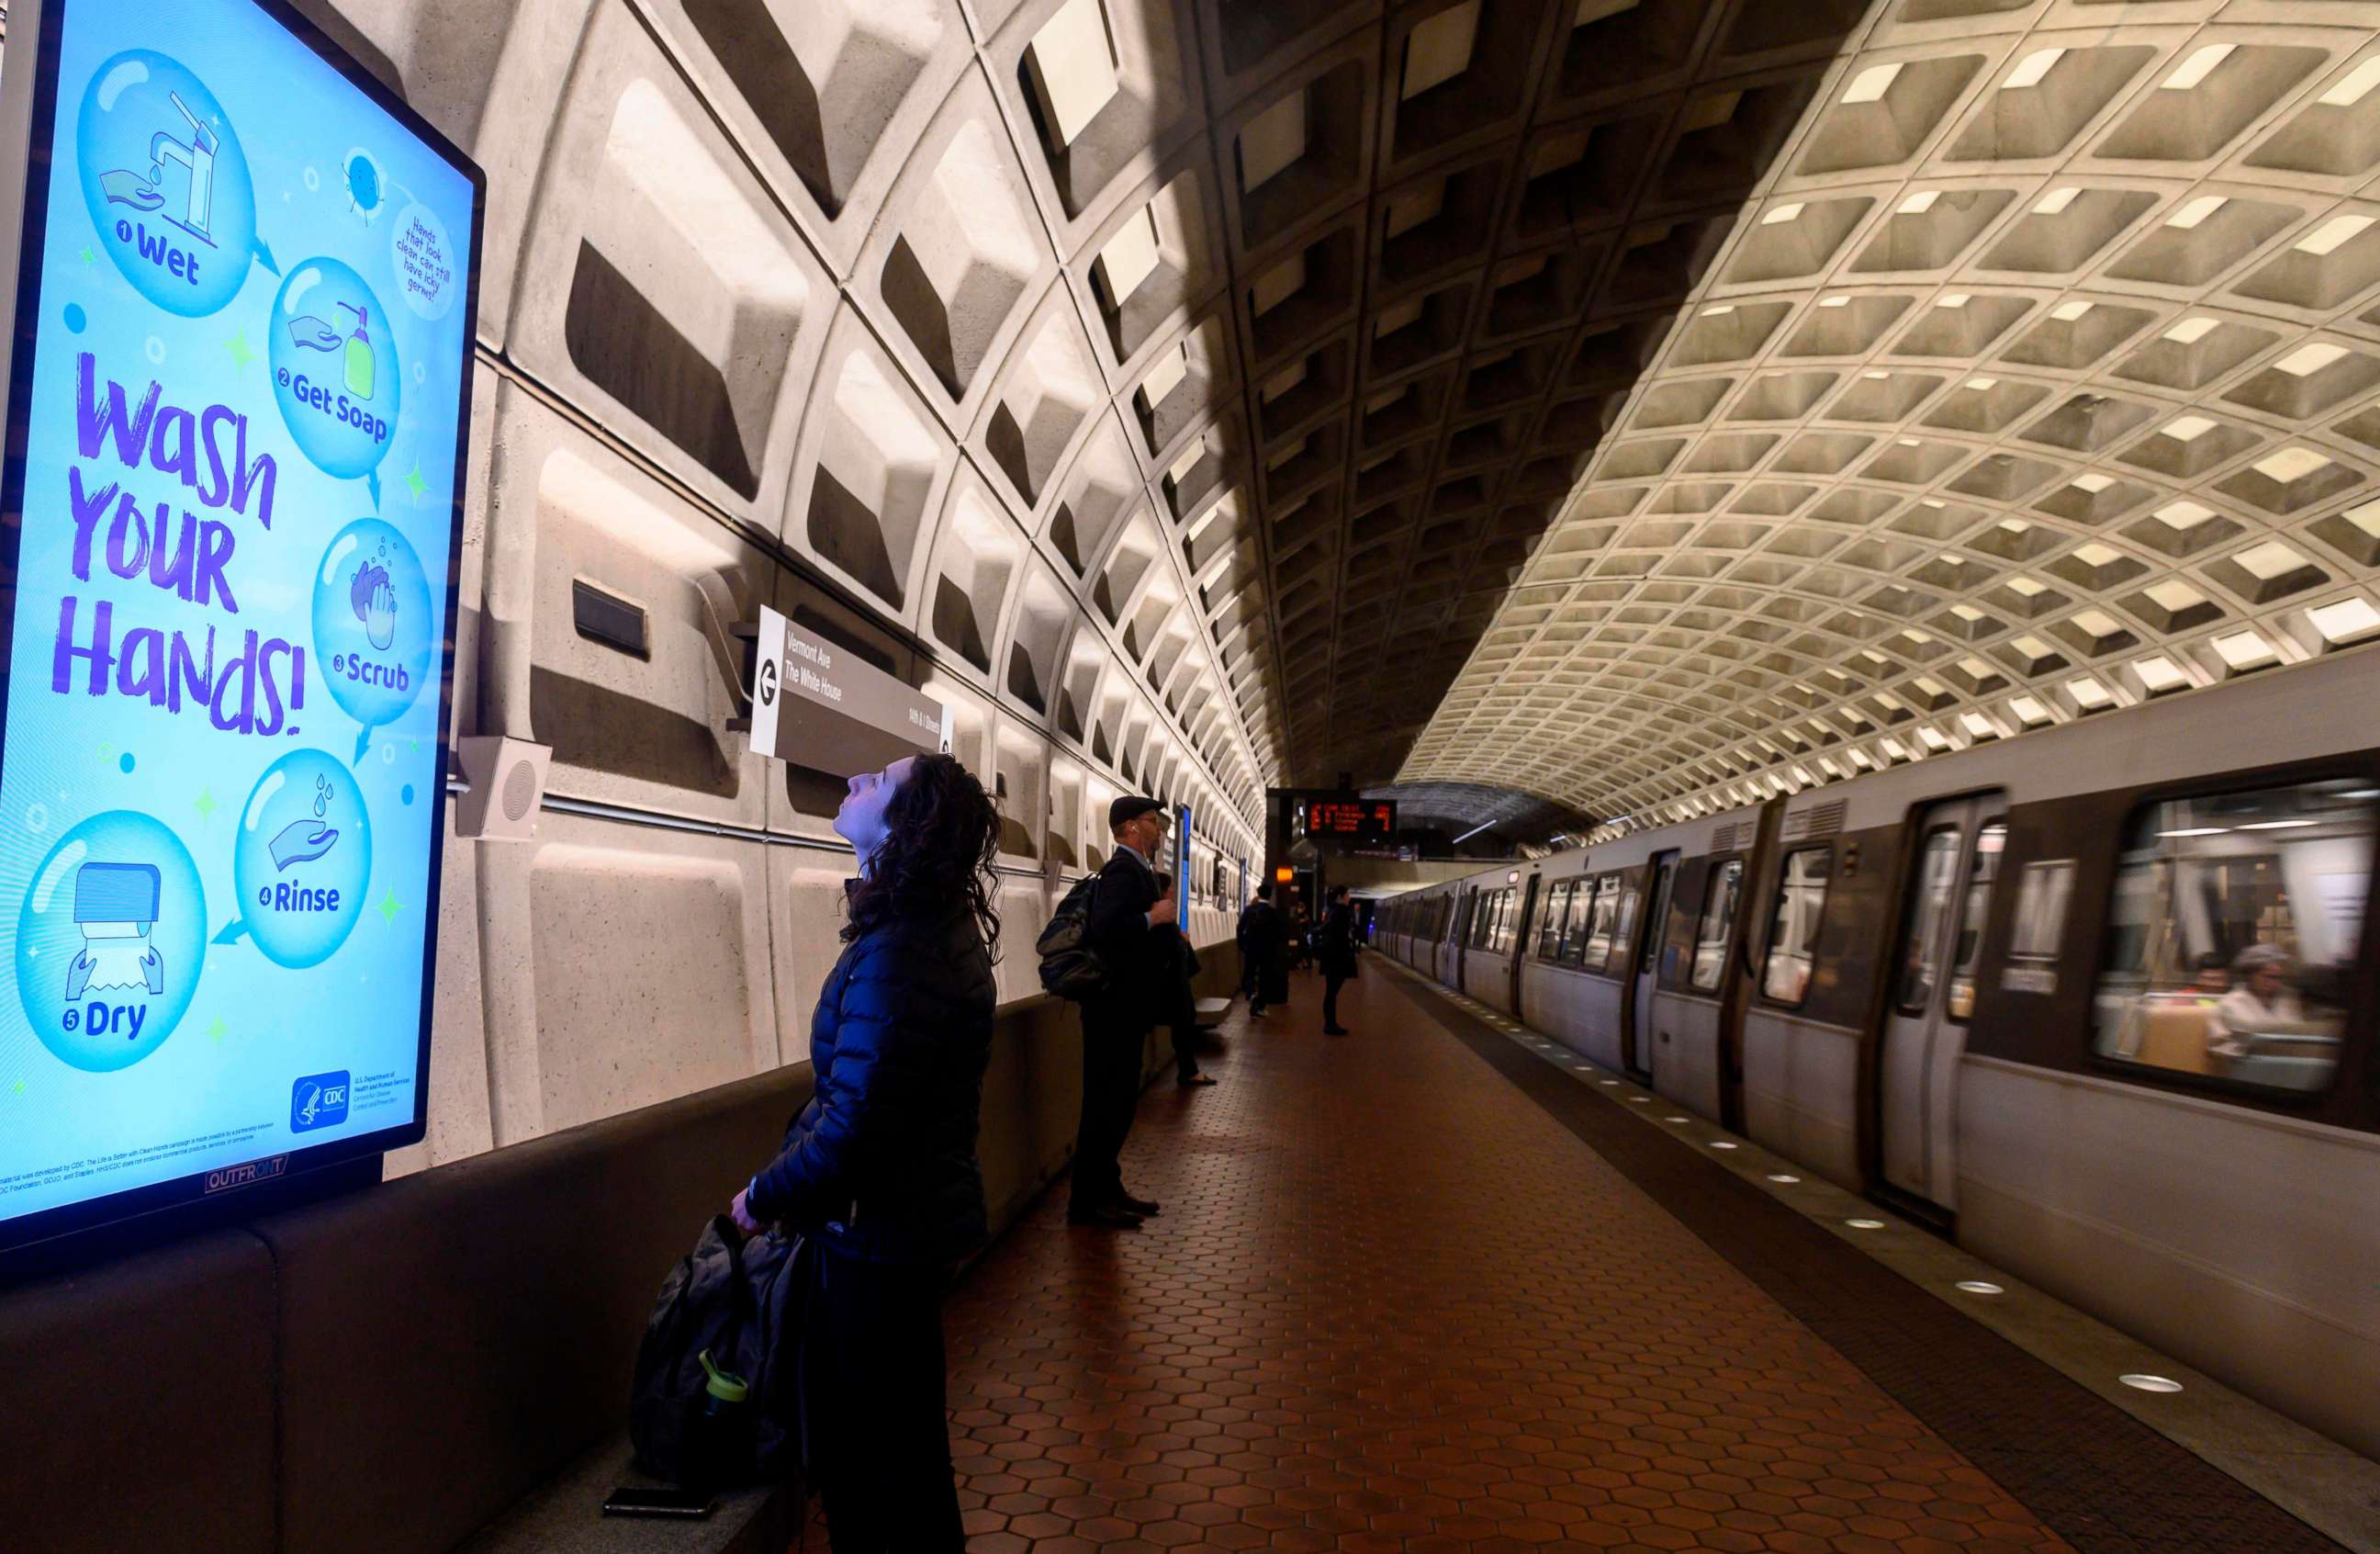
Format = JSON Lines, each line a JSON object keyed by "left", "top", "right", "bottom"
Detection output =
{"left": 698, "top": 1349, "right": 750, "bottom": 1404}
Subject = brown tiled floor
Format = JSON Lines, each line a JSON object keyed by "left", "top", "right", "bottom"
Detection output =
{"left": 920, "top": 968, "right": 2077, "bottom": 1554}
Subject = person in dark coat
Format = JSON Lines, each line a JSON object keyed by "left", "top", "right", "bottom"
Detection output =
{"left": 730, "top": 751, "right": 1001, "bottom": 1553}
{"left": 1319, "top": 884, "right": 1359, "bottom": 1035}
{"left": 1236, "top": 883, "right": 1285, "bottom": 1018}
{"left": 1069, "top": 795, "right": 1176, "bottom": 1228}
{"left": 1153, "top": 873, "right": 1216, "bottom": 1087}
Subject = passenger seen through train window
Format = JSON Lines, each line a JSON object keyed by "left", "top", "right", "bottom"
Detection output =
{"left": 2093, "top": 779, "right": 2375, "bottom": 1094}
{"left": 1896, "top": 829, "right": 1961, "bottom": 1015}
{"left": 1690, "top": 860, "right": 1745, "bottom": 991}
{"left": 1946, "top": 823, "right": 2005, "bottom": 1020}
{"left": 1761, "top": 849, "right": 1829, "bottom": 1006}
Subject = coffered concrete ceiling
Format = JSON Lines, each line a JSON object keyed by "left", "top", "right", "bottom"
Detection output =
{"left": 1401, "top": 0, "right": 2380, "bottom": 828}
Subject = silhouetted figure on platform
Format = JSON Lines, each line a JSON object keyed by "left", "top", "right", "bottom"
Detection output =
{"left": 1319, "top": 885, "right": 1358, "bottom": 1036}
{"left": 1068, "top": 796, "right": 1174, "bottom": 1229}
{"left": 1237, "top": 882, "right": 1285, "bottom": 1018}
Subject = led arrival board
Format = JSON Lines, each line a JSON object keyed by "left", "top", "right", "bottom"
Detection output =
{"left": 0, "top": 0, "right": 483, "bottom": 1251}
{"left": 1302, "top": 799, "right": 1398, "bottom": 843}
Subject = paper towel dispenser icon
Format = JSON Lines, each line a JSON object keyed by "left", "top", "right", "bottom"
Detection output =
{"left": 73, "top": 861, "right": 161, "bottom": 925}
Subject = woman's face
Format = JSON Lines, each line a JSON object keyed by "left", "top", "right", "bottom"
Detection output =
{"left": 2250, "top": 963, "right": 2287, "bottom": 999}
{"left": 836, "top": 755, "right": 916, "bottom": 861}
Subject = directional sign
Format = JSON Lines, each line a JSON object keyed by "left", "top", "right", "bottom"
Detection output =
{"left": 748, "top": 605, "right": 951, "bottom": 776}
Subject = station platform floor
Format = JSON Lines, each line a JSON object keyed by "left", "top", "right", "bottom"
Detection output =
{"left": 824, "top": 961, "right": 2356, "bottom": 1554}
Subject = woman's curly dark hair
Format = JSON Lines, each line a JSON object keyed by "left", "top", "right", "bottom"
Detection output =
{"left": 842, "top": 752, "right": 1002, "bottom": 953}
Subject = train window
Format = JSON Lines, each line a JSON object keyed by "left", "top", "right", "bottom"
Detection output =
{"left": 1497, "top": 887, "right": 1519, "bottom": 952}
{"left": 1690, "top": 859, "right": 1745, "bottom": 992}
{"left": 1610, "top": 883, "right": 1641, "bottom": 970}
{"left": 1536, "top": 882, "right": 1572, "bottom": 960}
{"left": 1581, "top": 876, "right": 1622, "bottom": 971}
{"left": 2092, "top": 778, "right": 2377, "bottom": 1096}
{"left": 1895, "top": 828, "right": 1962, "bottom": 1016}
{"left": 1946, "top": 823, "right": 2006, "bottom": 1020}
{"left": 2009, "top": 860, "right": 2074, "bottom": 962}
{"left": 1761, "top": 848, "right": 1830, "bottom": 1007}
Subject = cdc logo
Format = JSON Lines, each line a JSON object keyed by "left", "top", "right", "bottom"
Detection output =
{"left": 290, "top": 1071, "right": 352, "bottom": 1133}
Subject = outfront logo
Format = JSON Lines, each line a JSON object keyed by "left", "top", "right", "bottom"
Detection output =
{"left": 290, "top": 1070, "right": 351, "bottom": 1132}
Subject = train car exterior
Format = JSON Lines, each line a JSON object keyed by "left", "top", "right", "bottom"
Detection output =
{"left": 1376, "top": 648, "right": 2379, "bottom": 1462}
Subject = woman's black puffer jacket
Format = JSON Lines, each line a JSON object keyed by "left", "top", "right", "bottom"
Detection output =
{"left": 747, "top": 905, "right": 994, "bottom": 1265}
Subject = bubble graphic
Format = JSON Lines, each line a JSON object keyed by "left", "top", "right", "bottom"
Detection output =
{"left": 269, "top": 258, "right": 399, "bottom": 492}
{"left": 228, "top": 750, "right": 369, "bottom": 968}
{"left": 144, "top": 335, "right": 165, "bottom": 364}
{"left": 76, "top": 51, "right": 269, "bottom": 318}
{"left": 17, "top": 811, "right": 207, "bottom": 1071}
{"left": 63, "top": 304, "right": 86, "bottom": 332}
{"left": 118, "top": 753, "right": 135, "bottom": 773}
{"left": 400, "top": 784, "right": 414, "bottom": 806}
{"left": 312, "top": 518, "right": 431, "bottom": 760}
{"left": 389, "top": 201, "right": 457, "bottom": 321}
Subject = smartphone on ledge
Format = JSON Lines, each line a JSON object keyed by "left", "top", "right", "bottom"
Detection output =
{"left": 601, "top": 1486, "right": 715, "bottom": 1519}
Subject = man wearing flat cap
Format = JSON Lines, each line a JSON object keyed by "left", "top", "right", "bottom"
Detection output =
{"left": 1068, "top": 795, "right": 1176, "bottom": 1228}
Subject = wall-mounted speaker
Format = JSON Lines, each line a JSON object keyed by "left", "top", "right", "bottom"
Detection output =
{"left": 455, "top": 737, "right": 552, "bottom": 841}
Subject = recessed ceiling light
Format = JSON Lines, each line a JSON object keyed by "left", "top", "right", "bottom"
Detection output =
{"left": 2121, "top": 1374, "right": 2184, "bottom": 1394}
{"left": 2274, "top": 343, "right": 2350, "bottom": 377}
{"left": 1767, "top": 1173, "right": 1800, "bottom": 1184}
{"left": 1955, "top": 1280, "right": 2004, "bottom": 1295}
{"left": 2296, "top": 214, "right": 2374, "bottom": 257}
{"left": 2321, "top": 56, "right": 2380, "bottom": 107}
{"left": 2158, "top": 827, "right": 2228, "bottom": 838}
{"left": 2307, "top": 596, "right": 2380, "bottom": 645}
{"left": 2004, "top": 48, "right": 2064, "bottom": 90}
{"left": 1846, "top": 1219, "right": 1886, "bottom": 1231}
{"left": 2162, "top": 44, "right": 2235, "bottom": 91}
{"left": 1710, "top": 1141, "right": 1739, "bottom": 1150}
{"left": 1842, "top": 62, "right": 1903, "bottom": 105}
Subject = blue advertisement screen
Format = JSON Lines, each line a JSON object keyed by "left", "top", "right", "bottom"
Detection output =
{"left": 0, "top": 0, "right": 481, "bottom": 1246}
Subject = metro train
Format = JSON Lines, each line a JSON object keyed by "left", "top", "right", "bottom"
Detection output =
{"left": 1376, "top": 646, "right": 2380, "bottom": 1462}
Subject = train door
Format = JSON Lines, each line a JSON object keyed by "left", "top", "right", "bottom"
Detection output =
{"left": 1451, "top": 889, "right": 1474, "bottom": 992}
{"left": 1510, "top": 875, "right": 1540, "bottom": 1009}
{"left": 1878, "top": 794, "right": 2007, "bottom": 1215}
{"left": 1627, "top": 851, "right": 1679, "bottom": 1081}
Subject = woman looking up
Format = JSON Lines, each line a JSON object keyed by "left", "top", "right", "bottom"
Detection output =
{"left": 731, "top": 750, "right": 1000, "bottom": 1552}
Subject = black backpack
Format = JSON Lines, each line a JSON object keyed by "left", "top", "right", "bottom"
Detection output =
{"left": 1036, "top": 873, "right": 1110, "bottom": 1001}
{"left": 630, "top": 1214, "right": 809, "bottom": 1484}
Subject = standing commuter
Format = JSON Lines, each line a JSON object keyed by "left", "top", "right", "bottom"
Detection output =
{"left": 1068, "top": 796, "right": 1176, "bottom": 1228}
{"left": 1237, "top": 883, "right": 1284, "bottom": 1019}
{"left": 1154, "top": 872, "right": 1217, "bottom": 1087}
{"left": 728, "top": 752, "right": 1000, "bottom": 1553}
{"left": 1319, "top": 884, "right": 1358, "bottom": 1036}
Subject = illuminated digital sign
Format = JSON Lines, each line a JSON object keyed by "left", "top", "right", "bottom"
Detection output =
{"left": 1301, "top": 799, "right": 1398, "bottom": 842}
{"left": 0, "top": 0, "right": 483, "bottom": 1251}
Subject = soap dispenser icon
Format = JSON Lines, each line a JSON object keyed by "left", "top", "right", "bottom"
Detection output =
{"left": 338, "top": 303, "right": 375, "bottom": 401}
